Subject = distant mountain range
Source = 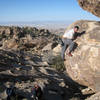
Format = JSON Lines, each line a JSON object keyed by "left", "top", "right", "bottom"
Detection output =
{"left": 0, "top": 21, "right": 73, "bottom": 30}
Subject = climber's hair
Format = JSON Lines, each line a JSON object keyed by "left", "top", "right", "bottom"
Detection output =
{"left": 74, "top": 26, "right": 79, "bottom": 30}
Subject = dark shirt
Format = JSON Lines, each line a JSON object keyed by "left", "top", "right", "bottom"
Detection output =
{"left": 35, "top": 87, "right": 43, "bottom": 99}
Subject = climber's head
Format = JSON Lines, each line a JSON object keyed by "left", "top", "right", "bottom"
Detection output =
{"left": 34, "top": 84, "right": 39, "bottom": 90}
{"left": 74, "top": 26, "right": 79, "bottom": 32}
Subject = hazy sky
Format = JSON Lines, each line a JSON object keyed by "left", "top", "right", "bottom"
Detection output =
{"left": 0, "top": 0, "right": 100, "bottom": 22}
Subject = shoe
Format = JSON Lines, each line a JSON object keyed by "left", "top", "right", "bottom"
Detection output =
{"left": 67, "top": 53, "right": 73, "bottom": 57}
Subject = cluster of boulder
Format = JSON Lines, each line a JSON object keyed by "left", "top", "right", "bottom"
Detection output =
{"left": 0, "top": 26, "right": 85, "bottom": 100}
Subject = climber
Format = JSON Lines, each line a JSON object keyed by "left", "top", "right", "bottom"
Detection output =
{"left": 31, "top": 84, "right": 43, "bottom": 100}
{"left": 61, "top": 26, "right": 79, "bottom": 60}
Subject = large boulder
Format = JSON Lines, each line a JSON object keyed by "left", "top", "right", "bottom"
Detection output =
{"left": 64, "top": 20, "right": 100, "bottom": 92}
{"left": 77, "top": 0, "right": 100, "bottom": 17}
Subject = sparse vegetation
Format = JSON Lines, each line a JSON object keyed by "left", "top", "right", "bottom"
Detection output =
{"left": 51, "top": 55, "right": 65, "bottom": 72}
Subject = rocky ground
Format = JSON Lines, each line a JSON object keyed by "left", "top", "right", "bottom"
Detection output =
{"left": 0, "top": 26, "right": 95, "bottom": 100}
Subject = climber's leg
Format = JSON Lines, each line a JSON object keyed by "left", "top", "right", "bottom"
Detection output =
{"left": 61, "top": 39, "right": 68, "bottom": 60}
{"left": 68, "top": 40, "right": 75, "bottom": 56}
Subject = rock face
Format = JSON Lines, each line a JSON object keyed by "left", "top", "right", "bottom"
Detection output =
{"left": 78, "top": 0, "right": 100, "bottom": 17}
{"left": 64, "top": 20, "right": 100, "bottom": 92}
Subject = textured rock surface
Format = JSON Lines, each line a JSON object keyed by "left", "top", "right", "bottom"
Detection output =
{"left": 64, "top": 20, "right": 100, "bottom": 92}
{"left": 78, "top": 0, "right": 100, "bottom": 17}
{"left": 86, "top": 92, "right": 100, "bottom": 100}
